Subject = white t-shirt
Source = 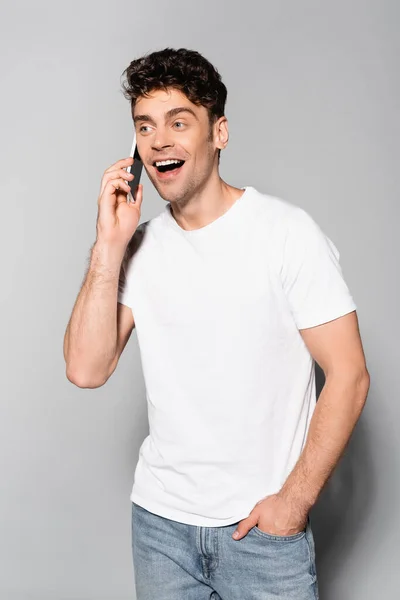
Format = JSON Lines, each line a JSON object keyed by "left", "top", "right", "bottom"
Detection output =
{"left": 117, "top": 185, "right": 357, "bottom": 527}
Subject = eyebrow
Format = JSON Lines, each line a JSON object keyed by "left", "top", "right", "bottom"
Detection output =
{"left": 133, "top": 106, "right": 199, "bottom": 125}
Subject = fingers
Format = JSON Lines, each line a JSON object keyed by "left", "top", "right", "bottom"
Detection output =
{"left": 104, "top": 157, "right": 134, "bottom": 174}
{"left": 100, "top": 165, "right": 135, "bottom": 197}
{"left": 109, "top": 177, "right": 131, "bottom": 195}
{"left": 98, "top": 177, "right": 132, "bottom": 212}
{"left": 232, "top": 512, "right": 259, "bottom": 540}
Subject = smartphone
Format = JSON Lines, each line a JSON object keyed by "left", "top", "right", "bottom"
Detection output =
{"left": 125, "top": 131, "right": 143, "bottom": 202}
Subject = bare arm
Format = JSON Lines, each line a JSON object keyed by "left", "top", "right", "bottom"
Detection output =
{"left": 64, "top": 154, "right": 143, "bottom": 388}
{"left": 64, "top": 243, "right": 134, "bottom": 388}
{"left": 278, "top": 310, "right": 370, "bottom": 509}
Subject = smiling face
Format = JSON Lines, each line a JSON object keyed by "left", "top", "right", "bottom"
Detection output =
{"left": 133, "top": 88, "right": 228, "bottom": 205}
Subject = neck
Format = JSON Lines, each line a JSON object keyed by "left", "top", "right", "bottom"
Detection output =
{"left": 168, "top": 172, "right": 244, "bottom": 231}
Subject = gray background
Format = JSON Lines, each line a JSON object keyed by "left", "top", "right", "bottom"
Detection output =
{"left": 1, "top": 0, "right": 398, "bottom": 598}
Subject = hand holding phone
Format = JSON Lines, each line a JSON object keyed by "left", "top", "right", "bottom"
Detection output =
{"left": 95, "top": 132, "right": 144, "bottom": 249}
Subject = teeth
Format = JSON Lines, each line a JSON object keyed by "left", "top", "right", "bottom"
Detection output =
{"left": 155, "top": 159, "right": 182, "bottom": 166}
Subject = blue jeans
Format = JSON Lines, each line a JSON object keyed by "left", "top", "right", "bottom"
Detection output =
{"left": 131, "top": 501, "right": 319, "bottom": 599}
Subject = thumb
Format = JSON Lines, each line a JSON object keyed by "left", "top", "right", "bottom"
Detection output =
{"left": 232, "top": 512, "right": 258, "bottom": 540}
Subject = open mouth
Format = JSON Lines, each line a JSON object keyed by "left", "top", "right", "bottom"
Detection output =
{"left": 153, "top": 159, "right": 185, "bottom": 174}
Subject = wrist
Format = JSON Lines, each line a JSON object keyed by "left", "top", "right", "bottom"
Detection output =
{"left": 91, "top": 240, "right": 126, "bottom": 271}
{"left": 278, "top": 484, "right": 316, "bottom": 513}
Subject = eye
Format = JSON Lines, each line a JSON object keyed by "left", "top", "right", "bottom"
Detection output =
{"left": 139, "top": 125, "right": 152, "bottom": 133}
{"left": 173, "top": 121, "right": 185, "bottom": 129}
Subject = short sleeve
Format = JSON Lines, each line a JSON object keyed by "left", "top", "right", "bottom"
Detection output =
{"left": 280, "top": 208, "right": 357, "bottom": 329}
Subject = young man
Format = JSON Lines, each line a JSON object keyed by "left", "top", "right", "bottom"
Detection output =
{"left": 64, "top": 48, "right": 370, "bottom": 599}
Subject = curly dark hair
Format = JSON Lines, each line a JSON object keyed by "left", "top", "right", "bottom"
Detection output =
{"left": 120, "top": 47, "right": 228, "bottom": 162}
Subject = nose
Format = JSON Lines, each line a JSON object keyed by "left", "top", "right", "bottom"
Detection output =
{"left": 152, "top": 140, "right": 174, "bottom": 151}
{"left": 151, "top": 128, "right": 174, "bottom": 151}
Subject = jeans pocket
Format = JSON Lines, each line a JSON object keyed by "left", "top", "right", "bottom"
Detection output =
{"left": 252, "top": 525, "right": 306, "bottom": 542}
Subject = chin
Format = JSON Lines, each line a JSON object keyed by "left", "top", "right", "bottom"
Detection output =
{"left": 149, "top": 177, "right": 192, "bottom": 205}
{"left": 145, "top": 163, "right": 201, "bottom": 205}
{"left": 151, "top": 181, "right": 177, "bottom": 203}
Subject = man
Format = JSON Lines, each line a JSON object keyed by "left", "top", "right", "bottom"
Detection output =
{"left": 64, "top": 47, "right": 370, "bottom": 599}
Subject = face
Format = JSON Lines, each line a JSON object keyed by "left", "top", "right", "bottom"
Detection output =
{"left": 132, "top": 88, "right": 228, "bottom": 205}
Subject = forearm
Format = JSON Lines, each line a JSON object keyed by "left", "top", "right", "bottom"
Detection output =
{"left": 279, "top": 370, "right": 370, "bottom": 510}
{"left": 64, "top": 241, "right": 126, "bottom": 387}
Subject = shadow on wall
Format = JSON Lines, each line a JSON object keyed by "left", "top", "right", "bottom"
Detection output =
{"left": 310, "top": 363, "right": 374, "bottom": 599}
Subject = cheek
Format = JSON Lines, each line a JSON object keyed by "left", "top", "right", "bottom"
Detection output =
{"left": 136, "top": 140, "right": 148, "bottom": 161}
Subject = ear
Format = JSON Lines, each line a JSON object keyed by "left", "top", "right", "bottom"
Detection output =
{"left": 214, "top": 116, "right": 229, "bottom": 151}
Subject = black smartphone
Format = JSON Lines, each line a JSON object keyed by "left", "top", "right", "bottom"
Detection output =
{"left": 125, "top": 131, "right": 143, "bottom": 202}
